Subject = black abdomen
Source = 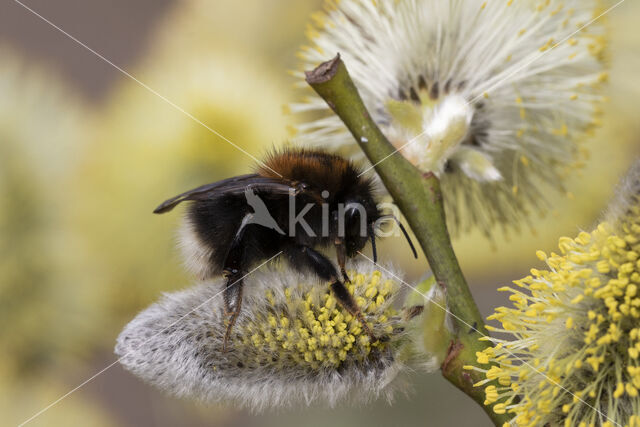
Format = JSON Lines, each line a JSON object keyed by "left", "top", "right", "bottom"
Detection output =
{"left": 181, "top": 193, "right": 287, "bottom": 278}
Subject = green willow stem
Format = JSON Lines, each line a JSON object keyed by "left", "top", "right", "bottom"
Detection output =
{"left": 305, "top": 55, "right": 511, "bottom": 426}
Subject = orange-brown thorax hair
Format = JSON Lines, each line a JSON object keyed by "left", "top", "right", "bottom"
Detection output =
{"left": 256, "top": 148, "right": 362, "bottom": 196}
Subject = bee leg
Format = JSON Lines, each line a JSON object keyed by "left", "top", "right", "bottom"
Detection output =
{"left": 335, "top": 239, "right": 351, "bottom": 283}
{"left": 222, "top": 269, "right": 237, "bottom": 316}
{"left": 222, "top": 271, "right": 243, "bottom": 353}
{"left": 285, "top": 244, "right": 375, "bottom": 341}
{"left": 221, "top": 218, "right": 249, "bottom": 352}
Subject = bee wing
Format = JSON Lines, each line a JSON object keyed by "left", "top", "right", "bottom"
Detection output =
{"left": 153, "top": 174, "right": 295, "bottom": 214}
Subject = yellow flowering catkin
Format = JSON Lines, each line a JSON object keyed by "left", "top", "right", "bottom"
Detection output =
{"left": 236, "top": 270, "right": 398, "bottom": 371}
{"left": 116, "top": 261, "right": 408, "bottom": 410}
{"left": 467, "top": 207, "right": 640, "bottom": 426}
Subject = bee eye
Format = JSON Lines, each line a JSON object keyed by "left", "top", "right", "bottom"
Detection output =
{"left": 345, "top": 207, "right": 363, "bottom": 237}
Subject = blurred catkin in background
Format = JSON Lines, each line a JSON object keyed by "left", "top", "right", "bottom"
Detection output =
{"left": 0, "top": 0, "right": 639, "bottom": 426}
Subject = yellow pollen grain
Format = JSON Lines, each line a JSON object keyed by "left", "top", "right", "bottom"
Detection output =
{"left": 565, "top": 317, "right": 574, "bottom": 329}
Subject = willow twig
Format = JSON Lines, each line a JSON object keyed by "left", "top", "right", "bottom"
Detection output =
{"left": 305, "top": 54, "right": 511, "bottom": 426}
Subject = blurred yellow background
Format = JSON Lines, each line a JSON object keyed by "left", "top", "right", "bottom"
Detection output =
{"left": 0, "top": 1, "right": 638, "bottom": 426}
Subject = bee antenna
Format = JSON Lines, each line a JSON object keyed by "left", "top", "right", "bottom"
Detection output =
{"left": 378, "top": 215, "right": 418, "bottom": 259}
{"left": 368, "top": 222, "right": 377, "bottom": 263}
{"left": 397, "top": 220, "right": 418, "bottom": 259}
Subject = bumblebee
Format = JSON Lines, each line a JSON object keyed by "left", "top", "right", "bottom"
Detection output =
{"left": 154, "top": 148, "right": 417, "bottom": 349}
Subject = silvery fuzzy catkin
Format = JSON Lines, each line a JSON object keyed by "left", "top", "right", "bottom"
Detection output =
{"left": 116, "top": 260, "right": 416, "bottom": 411}
{"left": 290, "top": 0, "right": 608, "bottom": 235}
